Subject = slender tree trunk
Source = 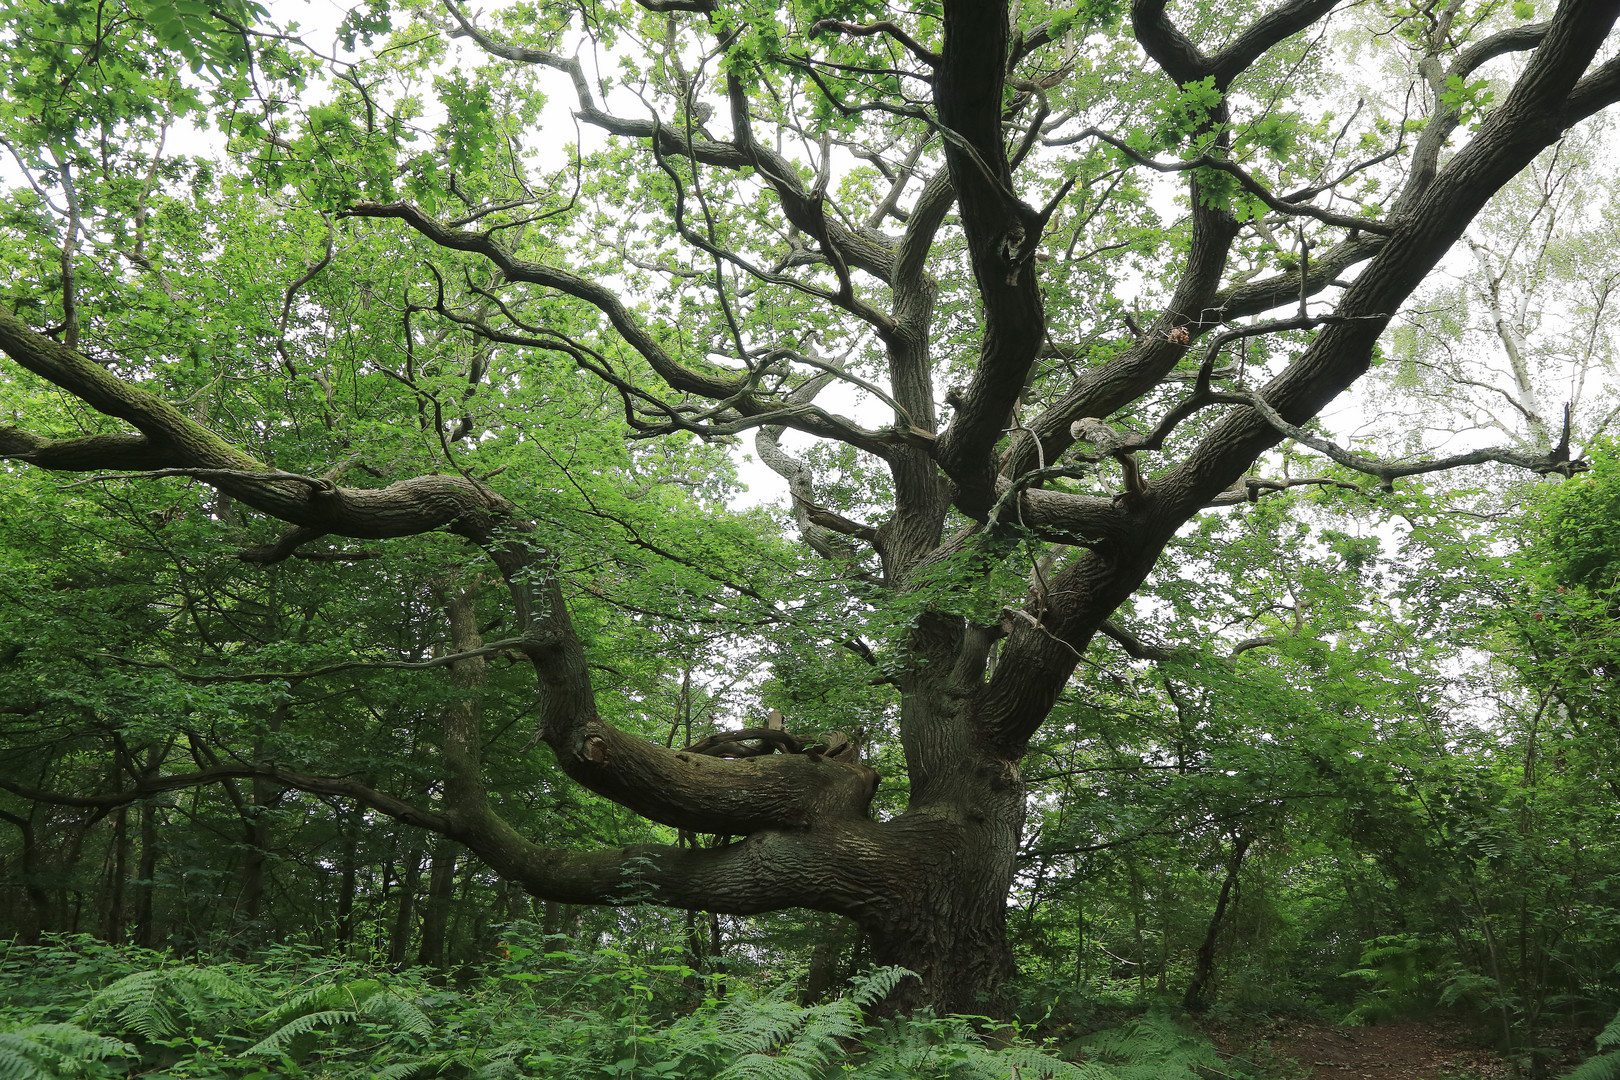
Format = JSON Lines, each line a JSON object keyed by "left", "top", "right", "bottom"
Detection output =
{"left": 801, "top": 916, "right": 856, "bottom": 1005}
{"left": 0, "top": 810, "right": 47, "bottom": 943}
{"left": 389, "top": 845, "right": 424, "bottom": 965}
{"left": 334, "top": 803, "right": 363, "bottom": 947}
{"left": 496, "top": 878, "right": 527, "bottom": 922}
{"left": 682, "top": 907, "right": 706, "bottom": 971}
{"left": 416, "top": 580, "right": 486, "bottom": 970}
{"left": 134, "top": 802, "right": 159, "bottom": 947}
{"left": 106, "top": 808, "right": 128, "bottom": 945}
{"left": 1128, "top": 856, "right": 1148, "bottom": 997}
{"left": 540, "top": 900, "right": 582, "bottom": 939}
{"left": 1075, "top": 888, "right": 1088, "bottom": 989}
{"left": 238, "top": 706, "right": 286, "bottom": 939}
{"left": 709, "top": 910, "right": 727, "bottom": 1000}
{"left": 61, "top": 814, "right": 88, "bottom": 933}
{"left": 1183, "top": 833, "right": 1254, "bottom": 1012}
{"left": 236, "top": 807, "right": 270, "bottom": 936}
{"left": 418, "top": 837, "right": 460, "bottom": 968}
{"left": 1158, "top": 867, "right": 1172, "bottom": 994}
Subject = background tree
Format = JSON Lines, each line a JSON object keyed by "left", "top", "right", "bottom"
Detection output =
{"left": 3, "top": 0, "right": 1620, "bottom": 1015}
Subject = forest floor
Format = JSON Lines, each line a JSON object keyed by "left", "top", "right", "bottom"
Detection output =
{"left": 1218, "top": 1016, "right": 1594, "bottom": 1080}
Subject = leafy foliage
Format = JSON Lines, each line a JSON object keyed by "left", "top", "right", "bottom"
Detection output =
{"left": 0, "top": 939, "right": 1229, "bottom": 1080}
{"left": 2, "top": 0, "right": 1620, "bottom": 1056}
{"left": 1563, "top": 1010, "right": 1620, "bottom": 1080}
{"left": 76, "top": 964, "right": 262, "bottom": 1043}
{"left": 0, "top": 1024, "right": 130, "bottom": 1080}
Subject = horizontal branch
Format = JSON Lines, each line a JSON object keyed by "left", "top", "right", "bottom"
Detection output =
{"left": 95, "top": 639, "right": 532, "bottom": 683}
{"left": 60, "top": 466, "right": 339, "bottom": 490}
{"left": 1074, "top": 127, "right": 1394, "bottom": 235}
{"left": 1215, "top": 233, "right": 1385, "bottom": 318}
{"left": 805, "top": 504, "right": 880, "bottom": 543}
{"left": 0, "top": 765, "right": 450, "bottom": 833}
{"left": 1204, "top": 475, "right": 1366, "bottom": 506}
{"left": 988, "top": 471, "right": 1139, "bottom": 547}
{"left": 810, "top": 18, "right": 941, "bottom": 66}
{"left": 0, "top": 426, "right": 175, "bottom": 471}
{"left": 1238, "top": 390, "right": 1586, "bottom": 489}
{"left": 0, "top": 760, "right": 898, "bottom": 916}
{"left": 1099, "top": 618, "right": 1283, "bottom": 663}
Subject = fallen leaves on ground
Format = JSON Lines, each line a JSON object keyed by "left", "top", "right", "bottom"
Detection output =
{"left": 1208, "top": 1015, "right": 1599, "bottom": 1080}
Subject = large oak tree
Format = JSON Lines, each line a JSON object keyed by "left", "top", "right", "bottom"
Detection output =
{"left": 3, "top": 0, "right": 1618, "bottom": 1011}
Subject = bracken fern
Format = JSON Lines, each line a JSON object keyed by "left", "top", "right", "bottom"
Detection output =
{"left": 1562, "top": 1008, "right": 1620, "bottom": 1080}
{"left": 246, "top": 977, "right": 434, "bottom": 1058}
{"left": 1077, "top": 1013, "right": 1221, "bottom": 1080}
{"left": 73, "top": 964, "right": 260, "bottom": 1043}
{"left": 0, "top": 1022, "right": 131, "bottom": 1080}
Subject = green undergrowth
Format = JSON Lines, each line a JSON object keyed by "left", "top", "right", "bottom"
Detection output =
{"left": 1563, "top": 1009, "right": 1620, "bottom": 1080}
{"left": 0, "top": 933, "right": 1223, "bottom": 1079}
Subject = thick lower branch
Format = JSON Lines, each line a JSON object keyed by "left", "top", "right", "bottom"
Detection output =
{"left": 453, "top": 812, "right": 935, "bottom": 917}
{"left": 0, "top": 763, "right": 888, "bottom": 916}
{"left": 554, "top": 722, "right": 879, "bottom": 835}
{"left": 0, "top": 427, "right": 175, "bottom": 471}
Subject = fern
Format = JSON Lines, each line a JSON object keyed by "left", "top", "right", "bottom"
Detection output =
{"left": 245, "top": 1008, "right": 358, "bottom": 1057}
{"left": 474, "top": 1041, "right": 530, "bottom": 1080}
{"left": 357, "top": 992, "right": 434, "bottom": 1038}
{"left": 245, "top": 975, "right": 434, "bottom": 1062}
{"left": 714, "top": 998, "right": 808, "bottom": 1056}
{"left": 365, "top": 1038, "right": 534, "bottom": 1080}
{"left": 716, "top": 1057, "right": 816, "bottom": 1080}
{"left": 0, "top": 1023, "right": 131, "bottom": 1080}
{"left": 372, "top": 1064, "right": 432, "bottom": 1080}
{"left": 73, "top": 964, "right": 259, "bottom": 1043}
{"left": 772, "top": 1000, "right": 864, "bottom": 1062}
{"left": 6, "top": 940, "right": 1236, "bottom": 1080}
{"left": 1566, "top": 1055, "right": 1620, "bottom": 1080}
{"left": 1562, "top": 1009, "right": 1620, "bottom": 1080}
{"left": 847, "top": 966, "right": 912, "bottom": 1009}
{"left": 1601, "top": 1010, "right": 1620, "bottom": 1049}
{"left": 714, "top": 998, "right": 865, "bottom": 1080}
{"left": 1077, "top": 1013, "right": 1220, "bottom": 1080}
{"left": 256, "top": 975, "right": 384, "bottom": 1029}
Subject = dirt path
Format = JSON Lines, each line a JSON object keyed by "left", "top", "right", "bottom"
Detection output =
{"left": 1231, "top": 1019, "right": 1513, "bottom": 1080}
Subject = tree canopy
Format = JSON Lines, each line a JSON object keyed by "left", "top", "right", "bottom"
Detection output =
{"left": 1, "top": 0, "right": 1618, "bottom": 1021}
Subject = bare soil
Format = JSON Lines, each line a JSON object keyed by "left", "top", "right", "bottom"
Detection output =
{"left": 1248, "top": 1018, "right": 1513, "bottom": 1080}
{"left": 1214, "top": 1017, "right": 1601, "bottom": 1079}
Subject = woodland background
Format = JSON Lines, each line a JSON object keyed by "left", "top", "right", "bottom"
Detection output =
{"left": 0, "top": 0, "right": 1619, "bottom": 1075}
